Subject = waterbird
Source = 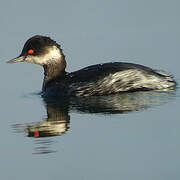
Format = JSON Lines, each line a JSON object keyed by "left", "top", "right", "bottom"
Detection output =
{"left": 7, "top": 35, "right": 176, "bottom": 97}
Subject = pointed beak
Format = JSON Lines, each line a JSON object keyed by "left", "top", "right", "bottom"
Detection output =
{"left": 7, "top": 56, "right": 25, "bottom": 64}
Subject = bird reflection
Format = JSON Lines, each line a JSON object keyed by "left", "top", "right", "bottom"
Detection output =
{"left": 12, "top": 100, "right": 70, "bottom": 154}
{"left": 12, "top": 90, "right": 175, "bottom": 154}
{"left": 27, "top": 102, "right": 70, "bottom": 138}
{"left": 69, "top": 92, "right": 169, "bottom": 113}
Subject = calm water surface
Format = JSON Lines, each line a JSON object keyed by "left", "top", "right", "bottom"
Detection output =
{"left": 0, "top": 0, "right": 180, "bottom": 179}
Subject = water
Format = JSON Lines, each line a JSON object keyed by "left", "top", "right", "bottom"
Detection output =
{"left": 0, "top": 0, "right": 180, "bottom": 179}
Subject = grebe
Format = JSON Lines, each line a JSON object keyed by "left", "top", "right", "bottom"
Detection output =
{"left": 7, "top": 35, "right": 176, "bottom": 97}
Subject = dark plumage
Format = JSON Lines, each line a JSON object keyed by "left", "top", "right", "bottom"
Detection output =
{"left": 7, "top": 35, "right": 176, "bottom": 97}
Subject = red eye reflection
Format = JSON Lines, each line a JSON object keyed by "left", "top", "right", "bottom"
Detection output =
{"left": 34, "top": 131, "right": 39, "bottom": 137}
{"left": 28, "top": 49, "right": 34, "bottom": 55}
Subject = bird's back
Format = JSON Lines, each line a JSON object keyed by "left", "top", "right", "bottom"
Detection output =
{"left": 65, "top": 62, "right": 176, "bottom": 96}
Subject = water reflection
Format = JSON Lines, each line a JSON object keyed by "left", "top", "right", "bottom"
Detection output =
{"left": 12, "top": 100, "right": 70, "bottom": 154}
{"left": 12, "top": 91, "right": 175, "bottom": 154}
{"left": 27, "top": 103, "right": 70, "bottom": 138}
{"left": 69, "top": 91, "right": 173, "bottom": 114}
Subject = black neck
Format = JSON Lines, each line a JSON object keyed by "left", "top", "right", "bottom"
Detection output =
{"left": 42, "top": 58, "right": 66, "bottom": 91}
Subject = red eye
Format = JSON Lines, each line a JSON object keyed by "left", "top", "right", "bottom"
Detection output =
{"left": 28, "top": 49, "right": 34, "bottom": 55}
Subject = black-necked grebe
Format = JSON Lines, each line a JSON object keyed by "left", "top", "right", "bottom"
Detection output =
{"left": 7, "top": 35, "right": 176, "bottom": 97}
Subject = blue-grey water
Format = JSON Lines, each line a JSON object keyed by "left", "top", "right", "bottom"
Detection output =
{"left": 0, "top": 0, "right": 180, "bottom": 179}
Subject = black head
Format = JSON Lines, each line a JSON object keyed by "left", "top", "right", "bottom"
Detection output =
{"left": 7, "top": 35, "right": 65, "bottom": 66}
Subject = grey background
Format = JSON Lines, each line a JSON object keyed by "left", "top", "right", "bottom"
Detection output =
{"left": 0, "top": 0, "right": 179, "bottom": 179}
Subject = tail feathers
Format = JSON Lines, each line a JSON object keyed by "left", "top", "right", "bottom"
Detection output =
{"left": 155, "top": 69, "right": 177, "bottom": 89}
